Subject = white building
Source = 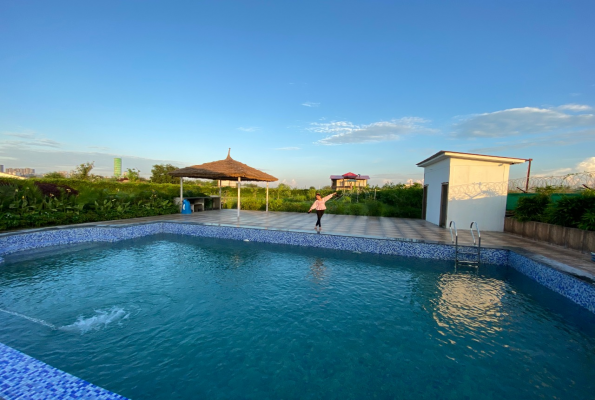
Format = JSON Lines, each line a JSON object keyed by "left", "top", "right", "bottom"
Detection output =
{"left": 417, "top": 151, "right": 527, "bottom": 232}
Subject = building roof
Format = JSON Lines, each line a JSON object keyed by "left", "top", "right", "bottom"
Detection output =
{"left": 416, "top": 151, "right": 528, "bottom": 168}
{"left": 330, "top": 174, "right": 370, "bottom": 180}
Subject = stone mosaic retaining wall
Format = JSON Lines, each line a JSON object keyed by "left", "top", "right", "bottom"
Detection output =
{"left": 504, "top": 217, "right": 595, "bottom": 253}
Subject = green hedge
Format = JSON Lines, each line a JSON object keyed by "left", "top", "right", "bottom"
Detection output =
{"left": 513, "top": 190, "right": 595, "bottom": 231}
{"left": 0, "top": 178, "right": 180, "bottom": 231}
{"left": 0, "top": 178, "right": 423, "bottom": 231}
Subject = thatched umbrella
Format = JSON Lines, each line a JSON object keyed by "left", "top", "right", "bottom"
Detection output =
{"left": 169, "top": 149, "right": 278, "bottom": 217}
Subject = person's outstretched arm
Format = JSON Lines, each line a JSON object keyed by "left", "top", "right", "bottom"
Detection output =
{"left": 321, "top": 193, "right": 336, "bottom": 202}
{"left": 308, "top": 200, "right": 318, "bottom": 213}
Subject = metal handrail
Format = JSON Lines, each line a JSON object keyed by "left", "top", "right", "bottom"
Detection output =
{"left": 449, "top": 221, "right": 457, "bottom": 244}
{"left": 469, "top": 221, "right": 480, "bottom": 246}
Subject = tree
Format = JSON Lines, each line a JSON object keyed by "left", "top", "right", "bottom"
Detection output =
{"left": 44, "top": 171, "right": 66, "bottom": 179}
{"left": 150, "top": 164, "right": 179, "bottom": 184}
{"left": 126, "top": 168, "right": 141, "bottom": 182}
{"left": 71, "top": 162, "right": 94, "bottom": 180}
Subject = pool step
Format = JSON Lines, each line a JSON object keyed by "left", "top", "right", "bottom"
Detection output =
{"left": 449, "top": 221, "right": 481, "bottom": 266}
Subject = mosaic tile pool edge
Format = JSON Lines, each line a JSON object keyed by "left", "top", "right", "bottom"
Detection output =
{"left": 0, "top": 222, "right": 593, "bottom": 400}
{"left": 0, "top": 343, "right": 127, "bottom": 400}
{"left": 0, "top": 222, "right": 509, "bottom": 265}
{"left": 508, "top": 252, "right": 595, "bottom": 313}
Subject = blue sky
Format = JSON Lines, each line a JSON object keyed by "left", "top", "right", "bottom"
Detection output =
{"left": 1, "top": 0, "right": 594, "bottom": 187}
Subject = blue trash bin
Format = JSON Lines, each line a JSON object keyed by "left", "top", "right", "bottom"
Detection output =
{"left": 181, "top": 199, "right": 192, "bottom": 214}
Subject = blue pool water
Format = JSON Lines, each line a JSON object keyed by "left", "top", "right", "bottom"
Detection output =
{"left": 1, "top": 234, "right": 594, "bottom": 399}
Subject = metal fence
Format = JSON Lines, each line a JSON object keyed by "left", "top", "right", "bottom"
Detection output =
{"left": 508, "top": 171, "right": 595, "bottom": 193}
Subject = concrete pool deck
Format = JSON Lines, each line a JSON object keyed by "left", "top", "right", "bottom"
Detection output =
{"left": 69, "top": 209, "right": 595, "bottom": 280}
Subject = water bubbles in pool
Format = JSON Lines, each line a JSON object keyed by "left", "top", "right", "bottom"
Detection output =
{"left": 61, "top": 307, "right": 130, "bottom": 334}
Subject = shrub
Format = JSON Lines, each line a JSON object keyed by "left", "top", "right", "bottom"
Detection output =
{"left": 150, "top": 164, "right": 179, "bottom": 184}
{"left": 545, "top": 192, "right": 595, "bottom": 229}
{"left": 365, "top": 200, "right": 383, "bottom": 217}
{"left": 579, "top": 211, "right": 595, "bottom": 231}
{"left": 514, "top": 194, "right": 551, "bottom": 222}
{"left": 349, "top": 203, "right": 364, "bottom": 216}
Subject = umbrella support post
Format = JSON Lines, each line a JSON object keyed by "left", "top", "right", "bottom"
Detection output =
{"left": 237, "top": 177, "right": 241, "bottom": 218}
{"left": 179, "top": 178, "right": 184, "bottom": 212}
{"left": 266, "top": 182, "right": 269, "bottom": 212}
{"left": 218, "top": 180, "right": 221, "bottom": 210}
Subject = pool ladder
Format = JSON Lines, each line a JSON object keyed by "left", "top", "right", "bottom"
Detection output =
{"left": 449, "top": 221, "right": 481, "bottom": 266}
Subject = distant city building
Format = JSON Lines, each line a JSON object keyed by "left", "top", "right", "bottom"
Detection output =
{"left": 5, "top": 167, "right": 36, "bottom": 177}
{"left": 330, "top": 172, "right": 370, "bottom": 190}
{"left": 114, "top": 158, "right": 122, "bottom": 177}
{"left": 0, "top": 165, "right": 3, "bottom": 173}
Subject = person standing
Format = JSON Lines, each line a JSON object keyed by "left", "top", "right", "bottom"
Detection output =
{"left": 308, "top": 192, "right": 337, "bottom": 231}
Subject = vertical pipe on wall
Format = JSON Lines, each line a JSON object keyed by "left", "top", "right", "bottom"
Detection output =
{"left": 525, "top": 159, "right": 533, "bottom": 192}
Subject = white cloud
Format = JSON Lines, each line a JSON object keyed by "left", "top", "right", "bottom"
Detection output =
{"left": 531, "top": 168, "right": 574, "bottom": 178}
{"left": 454, "top": 105, "right": 595, "bottom": 137}
{"left": 0, "top": 144, "right": 189, "bottom": 178}
{"left": 1, "top": 130, "right": 62, "bottom": 148}
{"left": 275, "top": 147, "right": 300, "bottom": 151}
{"left": 311, "top": 117, "right": 435, "bottom": 145}
{"left": 302, "top": 102, "right": 320, "bottom": 107}
{"left": 577, "top": 157, "right": 595, "bottom": 172}
{"left": 557, "top": 104, "right": 592, "bottom": 112}
{"left": 3, "top": 131, "right": 36, "bottom": 139}
{"left": 237, "top": 126, "right": 259, "bottom": 132}
{"left": 34, "top": 138, "right": 61, "bottom": 148}
{"left": 470, "top": 128, "right": 595, "bottom": 153}
{"left": 278, "top": 178, "right": 298, "bottom": 187}
{"left": 0, "top": 133, "right": 189, "bottom": 177}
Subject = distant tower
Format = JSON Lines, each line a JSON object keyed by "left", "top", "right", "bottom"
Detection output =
{"left": 114, "top": 158, "right": 122, "bottom": 178}
{"left": 0, "top": 165, "right": 4, "bottom": 173}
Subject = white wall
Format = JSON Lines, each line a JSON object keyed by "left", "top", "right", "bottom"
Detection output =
{"left": 422, "top": 157, "right": 513, "bottom": 232}
{"left": 447, "top": 159, "right": 510, "bottom": 232}
{"left": 423, "top": 158, "right": 450, "bottom": 226}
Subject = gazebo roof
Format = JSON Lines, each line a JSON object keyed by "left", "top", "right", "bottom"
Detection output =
{"left": 168, "top": 150, "right": 278, "bottom": 182}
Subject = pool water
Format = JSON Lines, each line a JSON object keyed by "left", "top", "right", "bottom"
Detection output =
{"left": 1, "top": 234, "right": 594, "bottom": 399}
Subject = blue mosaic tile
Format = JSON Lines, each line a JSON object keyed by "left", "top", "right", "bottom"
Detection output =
{"left": 0, "top": 224, "right": 163, "bottom": 260}
{"left": 0, "top": 221, "right": 592, "bottom": 399}
{"left": 159, "top": 223, "right": 510, "bottom": 266}
{"left": 508, "top": 252, "right": 595, "bottom": 313}
{"left": 0, "top": 342, "right": 127, "bottom": 400}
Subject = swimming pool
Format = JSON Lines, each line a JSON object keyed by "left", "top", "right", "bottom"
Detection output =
{"left": 1, "top": 232, "right": 594, "bottom": 399}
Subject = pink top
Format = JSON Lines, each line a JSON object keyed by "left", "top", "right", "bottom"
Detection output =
{"left": 309, "top": 194, "right": 334, "bottom": 211}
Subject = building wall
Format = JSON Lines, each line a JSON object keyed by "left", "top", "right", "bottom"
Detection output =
{"left": 331, "top": 179, "right": 368, "bottom": 189}
{"left": 423, "top": 158, "right": 451, "bottom": 226}
{"left": 447, "top": 159, "right": 510, "bottom": 232}
{"left": 423, "top": 158, "right": 512, "bottom": 232}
